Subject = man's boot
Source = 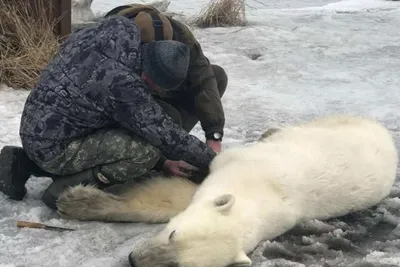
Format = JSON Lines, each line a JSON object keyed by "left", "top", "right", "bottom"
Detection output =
{"left": 41, "top": 166, "right": 114, "bottom": 210}
{"left": 0, "top": 146, "right": 53, "bottom": 200}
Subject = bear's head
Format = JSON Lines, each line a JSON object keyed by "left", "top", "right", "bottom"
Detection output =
{"left": 128, "top": 193, "right": 252, "bottom": 267}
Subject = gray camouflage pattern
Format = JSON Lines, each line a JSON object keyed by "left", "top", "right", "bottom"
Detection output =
{"left": 40, "top": 128, "right": 161, "bottom": 182}
{"left": 19, "top": 16, "right": 216, "bottom": 174}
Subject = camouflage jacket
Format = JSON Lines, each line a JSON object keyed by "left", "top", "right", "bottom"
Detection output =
{"left": 105, "top": 5, "right": 226, "bottom": 137}
{"left": 19, "top": 16, "right": 216, "bottom": 169}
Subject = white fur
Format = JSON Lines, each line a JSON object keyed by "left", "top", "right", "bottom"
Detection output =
{"left": 57, "top": 176, "right": 197, "bottom": 223}
{"left": 129, "top": 115, "right": 398, "bottom": 267}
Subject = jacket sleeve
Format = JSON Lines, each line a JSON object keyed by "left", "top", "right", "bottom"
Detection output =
{"left": 106, "top": 70, "right": 216, "bottom": 169}
{"left": 174, "top": 20, "right": 226, "bottom": 137}
{"left": 186, "top": 41, "right": 225, "bottom": 137}
{"left": 188, "top": 42, "right": 225, "bottom": 137}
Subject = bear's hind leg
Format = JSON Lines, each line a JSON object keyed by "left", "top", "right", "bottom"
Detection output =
{"left": 56, "top": 176, "right": 197, "bottom": 223}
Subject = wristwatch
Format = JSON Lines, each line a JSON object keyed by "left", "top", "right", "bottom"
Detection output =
{"left": 207, "top": 132, "right": 223, "bottom": 141}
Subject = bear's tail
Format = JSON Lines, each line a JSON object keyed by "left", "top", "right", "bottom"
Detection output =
{"left": 56, "top": 176, "right": 198, "bottom": 223}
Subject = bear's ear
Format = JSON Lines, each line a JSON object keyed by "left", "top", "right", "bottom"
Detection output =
{"left": 231, "top": 251, "right": 252, "bottom": 267}
{"left": 213, "top": 194, "right": 235, "bottom": 214}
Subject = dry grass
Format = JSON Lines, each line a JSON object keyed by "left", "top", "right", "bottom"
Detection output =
{"left": 0, "top": 0, "right": 61, "bottom": 89}
{"left": 192, "top": 0, "right": 246, "bottom": 28}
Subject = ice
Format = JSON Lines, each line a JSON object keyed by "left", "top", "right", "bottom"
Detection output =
{"left": 321, "top": 0, "right": 400, "bottom": 12}
{"left": 1, "top": 0, "right": 400, "bottom": 266}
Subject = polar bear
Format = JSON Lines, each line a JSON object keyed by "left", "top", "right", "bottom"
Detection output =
{"left": 125, "top": 115, "right": 398, "bottom": 267}
{"left": 57, "top": 115, "right": 398, "bottom": 267}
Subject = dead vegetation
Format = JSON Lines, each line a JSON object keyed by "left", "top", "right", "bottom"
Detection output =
{"left": 193, "top": 0, "right": 246, "bottom": 28}
{"left": 0, "top": 0, "right": 61, "bottom": 89}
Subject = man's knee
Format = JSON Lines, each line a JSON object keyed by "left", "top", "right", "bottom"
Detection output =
{"left": 211, "top": 64, "right": 228, "bottom": 97}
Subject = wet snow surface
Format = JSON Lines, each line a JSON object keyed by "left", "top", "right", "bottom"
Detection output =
{"left": 1, "top": 0, "right": 400, "bottom": 266}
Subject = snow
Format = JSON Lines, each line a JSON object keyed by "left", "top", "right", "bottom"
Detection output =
{"left": 1, "top": 0, "right": 400, "bottom": 266}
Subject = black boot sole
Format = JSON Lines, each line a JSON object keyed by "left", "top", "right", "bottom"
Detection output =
{"left": 0, "top": 146, "right": 30, "bottom": 200}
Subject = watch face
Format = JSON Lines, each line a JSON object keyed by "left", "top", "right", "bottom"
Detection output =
{"left": 213, "top": 132, "right": 222, "bottom": 140}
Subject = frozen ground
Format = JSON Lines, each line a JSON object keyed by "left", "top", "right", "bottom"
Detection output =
{"left": 1, "top": 0, "right": 400, "bottom": 266}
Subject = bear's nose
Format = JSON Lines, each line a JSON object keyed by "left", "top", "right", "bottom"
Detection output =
{"left": 128, "top": 252, "right": 137, "bottom": 267}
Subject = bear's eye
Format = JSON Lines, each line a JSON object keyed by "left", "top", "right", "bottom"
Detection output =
{"left": 169, "top": 230, "right": 176, "bottom": 242}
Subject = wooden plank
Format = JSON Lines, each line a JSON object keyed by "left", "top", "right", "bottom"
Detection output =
{"left": 46, "top": 0, "right": 72, "bottom": 39}
{"left": 58, "top": 0, "right": 72, "bottom": 39}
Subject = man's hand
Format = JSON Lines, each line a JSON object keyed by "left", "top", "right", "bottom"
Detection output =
{"left": 163, "top": 159, "right": 199, "bottom": 177}
{"left": 206, "top": 139, "right": 222, "bottom": 153}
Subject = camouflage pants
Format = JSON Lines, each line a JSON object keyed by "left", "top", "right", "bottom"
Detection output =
{"left": 40, "top": 128, "right": 161, "bottom": 183}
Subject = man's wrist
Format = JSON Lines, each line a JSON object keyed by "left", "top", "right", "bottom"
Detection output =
{"left": 205, "top": 132, "right": 223, "bottom": 141}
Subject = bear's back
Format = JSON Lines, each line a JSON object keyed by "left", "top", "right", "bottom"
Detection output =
{"left": 263, "top": 115, "right": 397, "bottom": 219}
{"left": 200, "top": 115, "right": 398, "bottom": 220}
